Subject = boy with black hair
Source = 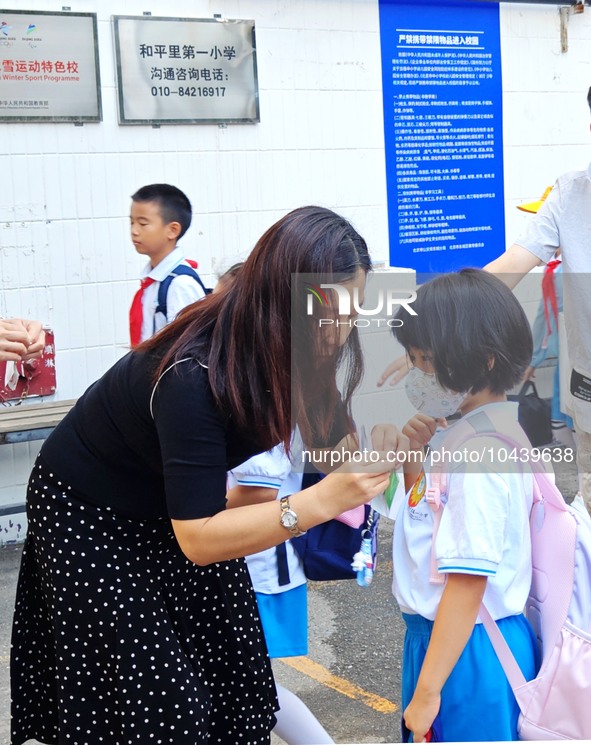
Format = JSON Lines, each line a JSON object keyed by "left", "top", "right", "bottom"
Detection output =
{"left": 485, "top": 86, "right": 591, "bottom": 517}
{"left": 128, "top": 183, "right": 207, "bottom": 347}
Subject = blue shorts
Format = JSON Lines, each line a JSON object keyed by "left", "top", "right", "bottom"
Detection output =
{"left": 402, "top": 612, "right": 540, "bottom": 742}
{"left": 255, "top": 583, "right": 308, "bottom": 658}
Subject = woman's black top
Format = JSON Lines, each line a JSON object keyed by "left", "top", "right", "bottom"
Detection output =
{"left": 40, "top": 351, "right": 264, "bottom": 520}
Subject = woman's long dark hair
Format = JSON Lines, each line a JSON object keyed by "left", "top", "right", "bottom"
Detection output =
{"left": 141, "top": 206, "right": 372, "bottom": 452}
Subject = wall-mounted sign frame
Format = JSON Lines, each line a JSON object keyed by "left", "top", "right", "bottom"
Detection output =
{"left": 112, "top": 15, "right": 259, "bottom": 125}
{"left": 379, "top": 0, "right": 505, "bottom": 275}
{"left": 0, "top": 9, "right": 102, "bottom": 123}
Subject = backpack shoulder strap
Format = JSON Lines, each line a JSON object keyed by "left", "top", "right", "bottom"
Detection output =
{"left": 428, "top": 412, "right": 557, "bottom": 698}
{"left": 155, "top": 263, "right": 211, "bottom": 319}
{"left": 479, "top": 603, "right": 528, "bottom": 690}
{"left": 428, "top": 410, "right": 536, "bottom": 583}
{"left": 429, "top": 408, "right": 523, "bottom": 493}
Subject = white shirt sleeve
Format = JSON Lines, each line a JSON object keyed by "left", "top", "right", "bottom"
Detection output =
{"left": 515, "top": 180, "right": 562, "bottom": 263}
{"left": 435, "top": 465, "right": 510, "bottom": 577}
{"left": 166, "top": 274, "right": 206, "bottom": 324}
{"left": 230, "top": 446, "right": 292, "bottom": 489}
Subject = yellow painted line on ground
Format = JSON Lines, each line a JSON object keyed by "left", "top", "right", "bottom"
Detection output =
{"left": 278, "top": 656, "right": 398, "bottom": 714}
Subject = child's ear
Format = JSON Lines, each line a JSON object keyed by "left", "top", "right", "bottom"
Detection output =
{"left": 488, "top": 355, "right": 495, "bottom": 371}
{"left": 168, "top": 221, "right": 182, "bottom": 240}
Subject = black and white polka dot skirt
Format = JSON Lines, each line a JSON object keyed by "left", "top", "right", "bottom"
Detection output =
{"left": 11, "top": 457, "right": 278, "bottom": 745}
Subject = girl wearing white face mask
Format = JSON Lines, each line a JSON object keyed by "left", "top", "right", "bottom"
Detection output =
{"left": 387, "top": 269, "right": 540, "bottom": 744}
{"left": 404, "top": 362, "right": 469, "bottom": 420}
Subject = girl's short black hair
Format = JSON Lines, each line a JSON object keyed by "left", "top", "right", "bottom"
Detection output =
{"left": 393, "top": 268, "right": 533, "bottom": 395}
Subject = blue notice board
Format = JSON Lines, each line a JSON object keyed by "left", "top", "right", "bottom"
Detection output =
{"left": 379, "top": 0, "right": 504, "bottom": 273}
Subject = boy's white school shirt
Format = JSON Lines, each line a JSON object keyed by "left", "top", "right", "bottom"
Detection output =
{"left": 391, "top": 401, "right": 534, "bottom": 622}
{"left": 139, "top": 246, "right": 206, "bottom": 342}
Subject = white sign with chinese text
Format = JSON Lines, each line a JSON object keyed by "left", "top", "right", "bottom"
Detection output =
{"left": 113, "top": 15, "right": 259, "bottom": 125}
{"left": 0, "top": 9, "right": 102, "bottom": 122}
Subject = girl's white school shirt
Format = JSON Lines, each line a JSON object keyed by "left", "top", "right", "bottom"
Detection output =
{"left": 392, "top": 401, "right": 534, "bottom": 622}
{"left": 228, "top": 444, "right": 307, "bottom": 595}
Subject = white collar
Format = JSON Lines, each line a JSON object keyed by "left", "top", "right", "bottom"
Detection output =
{"left": 141, "top": 246, "right": 186, "bottom": 282}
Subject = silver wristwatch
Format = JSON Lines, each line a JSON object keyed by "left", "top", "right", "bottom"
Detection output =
{"left": 279, "top": 496, "right": 306, "bottom": 538}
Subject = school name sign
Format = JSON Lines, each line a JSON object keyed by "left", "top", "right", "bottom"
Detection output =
{"left": 113, "top": 15, "right": 259, "bottom": 125}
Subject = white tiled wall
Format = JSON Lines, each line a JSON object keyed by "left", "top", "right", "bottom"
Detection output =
{"left": 500, "top": 3, "right": 591, "bottom": 241}
{"left": 2, "top": 0, "right": 590, "bottom": 526}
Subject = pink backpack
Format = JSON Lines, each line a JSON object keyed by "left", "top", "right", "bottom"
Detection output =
{"left": 429, "top": 412, "right": 591, "bottom": 740}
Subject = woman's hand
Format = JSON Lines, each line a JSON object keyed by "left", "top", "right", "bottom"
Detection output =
{"left": 312, "top": 427, "right": 408, "bottom": 518}
{"left": 313, "top": 425, "right": 409, "bottom": 474}
{"left": 315, "top": 465, "right": 392, "bottom": 521}
{"left": 403, "top": 689, "right": 440, "bottom": 743}
{"left": 173, "top": 427, "right": 408, "bottom": 566}
{"left": 174, "top": 461, "right": 392, "bottom": 566}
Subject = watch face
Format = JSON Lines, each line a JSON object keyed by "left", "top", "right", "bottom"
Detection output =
{"left": 281, "top": 510, "right": 298, "bottom": 529}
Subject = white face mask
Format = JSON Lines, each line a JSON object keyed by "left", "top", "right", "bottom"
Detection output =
{"left": 405, "top": 366, "right": 468, "bottom": 418}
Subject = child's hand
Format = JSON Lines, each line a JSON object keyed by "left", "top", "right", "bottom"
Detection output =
{"left": 403, "top": 689, "right": 440, "bottom": 743}
{"left": 368, "top": 423, "right": 409, "bottom": 461}
{"left": 377, "top": 354, "right": 411, "bottom": 387}
{"left": 402, "top": 414, "right": 446, "bottom": 451}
